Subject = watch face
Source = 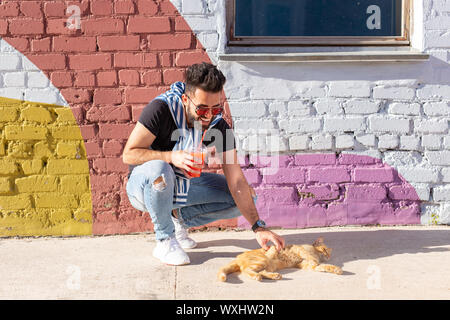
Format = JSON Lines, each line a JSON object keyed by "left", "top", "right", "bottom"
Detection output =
{"left": 257, "top": 220, "right": 266, "bottom": 228}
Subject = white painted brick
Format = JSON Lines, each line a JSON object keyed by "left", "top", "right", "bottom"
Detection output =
{"left": 279, "top": 118, "right": 322, "bottom": 133}
{"left": 420, "top": 204, "right": 442, "bottom": 225}
{"left": 355, "top": 134, "right": 376, "bottom": 147}
{"left": 266, "top": 136, "right": 288, "bottom": 153}
{"left": 314, "top": 99, "right": 343, "bottom": 115}
{"left": 425, "top": 150, "right": 450, "bottom": 165}
{"left": 288, "top": 135, "right": 309, "bottom": 150}
{"left": 323, "top": 117, "right": 366, "bottom": 133}
{"left": 287, "top": 100, "right": 313, "bottom": 116}
{"left": 181, "top": 0, "right": 205, "bottom": 14}
{"left": 410, "top": 183, "right": 431, "bottom": 201}
{"left": 242, "top": 135, "right": 265, "bottom": 153}
{"left": 417, "top": 84, "right": 450, "bottom": 100}
{"left": 388, "top": 102, "right": 421, "bottom": 116}
{"left": 414, "top": 119, "right": 448, "bottom": 133}
{"left": 0, "top": 54, "right": 21, "bottom": 70}
{"left": 27, "top": 72, "right": 49, "bottom": 88}
{"left": 433, "top": 186, "right": 450, "bottom": 201}
{"left": 383, "top": 151, "right": 423, "bottom": 167}
{"left": 233, "top": 119, "right": 276, "bottom": 133}
{"left": 336, "top": 135, "right": 355, "bottom": 149}
{"left": 343, "top": 100, "right": 380, "bottom": 114}
{"left": 251, "top": 82, "right": 294, "bottom": 100}
{"left": 378, "top": 134, "right": 399, "bottom": 149}
{"left": 399, "top": 135, "right": 421, "bottom": 151}
{"left": 3, "top": 72, "right": 26, "bottom": 87}
{"left": 397, "top": 167, "right": 439, "bottom": 183}
{"left": 328, "top": 81, "right": 371, "bottom": 98}
{"left": 0, "top": 88, "right": 25, "bottom": 100}
{"left": 372, "top": 86, "right": 415, "bottom": 100}
{"left": 24, "top": 89, "right": 59, "bottom": 105}
{"left": 441, "top": 168, "right": 450, "bottom": 182}
{"left": 197, "top": 32, "right": 218, "bottom": 49}
{"left": 228, "top": 102, "right": 266, "bottom": 118}
{"left": 422, "top": 135, "right": 442, "bottom": 150}
{"left": 425, "top": 15, "right": 450, "bottom": 30}
{"left": 268, "top": 102, "right": 287, "bottom": 117}
{"left": 183, "top": 17, "right": 216, "bottom": 31}
{"left": 424, "top": 30, "right": 450, "bottom": 49}
{"left": 369, "top": 117, "right": 411, "bottom": 134}
{"left": 311, "top": 134, "right": 333, "bottom": 150}
{"left": 423, "top": 101, "right": 450, "bottom": 116}
{"left": 443, "top": 136, "right": 450, "bottom": 149}
{"left": 293, "top": 82, "right": 326, "bottom": 98}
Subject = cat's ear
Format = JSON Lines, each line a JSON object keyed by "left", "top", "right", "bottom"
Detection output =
{"left": 313, "top": 237, "right": 324, "bottom": 247}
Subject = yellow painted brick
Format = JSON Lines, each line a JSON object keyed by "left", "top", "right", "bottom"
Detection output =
{"left": 47, "top": 159, "right": 89, "bottom": 174}
{"left": 60, "top": 175, "right": 89, "bottom": 193}
{"left": 0, "top": 160, "right": 18, "bottom": 175}
{"left": 50, "top": 126, "right": 83, "bottom": 140}
{"left": 80, "top": 193, "right": 92, "bottom": 208}
{"left": 0, "top": 178, "right": 12, "bottom": 193}
{"left": 7, "top": 141, "right": 33, "bottom": 158}
{"left": 0, "top": 139, "right": 5, "bottom": 156}
{"left": 49, "top": 208, "right": 73, "bottom": 224}
{"left": 73, "top": 208, "right": 92, "bottom": 223}
{"left": 0, "top": 194, "right": 31, "bottom": 210}
{"left": 56, "top": 141, "right": 81, "bottom": 158}
{"left": 4, "top": 125, "right": 47, "bottom": 140}
{"left": 19, "top": 159, "right": 44, "bottom": 175}
{"left": 15, "top": 175, "right": 58, "bottom": 192}
{"left": 20, "top": 106, "right": 53, "bottom": 123}
{"left": 0, "top": 107, "right": 18, "bottom": 122}
{"left": 33, "top": 141, "right": 53, "bottom": 158}
{"left": 54, "top": 108, "right": 77, "bottom": 124}
{"left": 34, "top": 193, "right": 78, "bottom": 208}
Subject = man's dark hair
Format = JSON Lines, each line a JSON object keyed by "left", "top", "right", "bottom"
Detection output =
{"left": 185, "top": 62, "right": 226, "bottom": 94}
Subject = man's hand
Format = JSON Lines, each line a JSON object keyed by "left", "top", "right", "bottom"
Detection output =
{"left": 255, "top": 229, "right": 285, "bottom": 251}
{"left": 170, "top": 150, "right": 202, "bottom": 177}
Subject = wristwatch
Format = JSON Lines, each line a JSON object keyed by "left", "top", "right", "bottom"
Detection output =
{"left": 251, "top": 219, "right": 267, "bottom": 232}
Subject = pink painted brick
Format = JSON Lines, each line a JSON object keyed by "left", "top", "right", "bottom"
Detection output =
{"left": 297, "top": 184, "right": 340, "bottom": 204}
{"left": 249, "top": 155, "right": 291, "bottom": 168}
{"left": 308, "top": 168, "right": 351, "bottom": 183}
{"left": 242, "top": 169, "right": 261, "bottom": 185}
{"left": 353, "top": 168, "right": 395, "bottom": 183}
{"left": 326, "top": 203, "right": 348, "bottom": 226}
{"left": 346, "top": 185, "right": 387, "bottom": 200}
{"left": 338, "top": 154, "right": 380, "bottom": 165}
{"left": 305, "top": 206, "right": 328, "bottom": 227}
{"left": 294, "top": 153, "right": 336, "bottom": 166}
{"left": 379, "top": 203, "right": 420, "bottom": 225}
{"left": 254, "top": 186, "right": 297, "bottom": 204}
{"left": 262, "top": 167, "right": 305, "bottom": 184}
{"left": 388, "top": 185, "right": 420, "bottom": 200}
{"left": 347, "top": 202, "right": 384, "bottom": 225}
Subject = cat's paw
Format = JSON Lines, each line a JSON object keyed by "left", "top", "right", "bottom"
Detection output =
{"left": 335, "top": 267, "right": 343, "bottom": 275}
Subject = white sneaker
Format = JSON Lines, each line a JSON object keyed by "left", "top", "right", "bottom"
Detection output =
{"left": 172, "top": 216, "right": 197, "bottom": 249}
{"left": 152, "top": 237, "right": 190, "bottom": 266}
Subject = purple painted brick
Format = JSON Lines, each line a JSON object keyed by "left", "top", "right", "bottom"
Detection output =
{"left": 255, "top": 186, "right": 297, "bottom": 204}
{"left": 297, "top": 184, "right": 340, "bottom": 205}
{"left": 308, "top": 168, "right": 351, "bottom": 183}
{"left": 305, "top": 206, "right": 328, "bottom": 227}
{"left": 326, "top": 203, "right": 348, "bottom": 226}
{"left": 338, "top": 154, "right": 380, "bottom": 165}
{"left": 346, "top": 185, "right": 387, "bottom": 200}
{"left": 294, "top": 153, "right": 336, "bottom": 166}
{"left": 353, "top": 168, "right": 395, "bottom": 183}
{"left": 262, "top": 167, "right": 305, "bottom": 184}
{"left": 347, "top": 201, "right": 383, "bottom": 225}
{"left": 379, "top": 203, "right": 420, "bottom": 225}
{"left": 243, "top": 168, "right": 261, "bottom": 185}
{"left": 249, "top": 154, "right": 291, "bottom": 168}
{"left": 388, "top": 185, "right": 420, "bottom": 200}
{"left": 237, "top": 154, "right": 249, "bottom": 167}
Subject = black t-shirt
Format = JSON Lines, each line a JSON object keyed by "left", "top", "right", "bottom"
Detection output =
{"left": 128, "top": 99, "right": 236, "bottom": 175}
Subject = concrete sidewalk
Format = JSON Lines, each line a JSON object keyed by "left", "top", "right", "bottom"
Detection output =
{"left": 0, "top": 225, "right": 449, "bottom": 300}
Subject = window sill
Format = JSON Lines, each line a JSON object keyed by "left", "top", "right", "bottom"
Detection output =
{"left": 218, "top": 50, "right": 429, "bottom": 63}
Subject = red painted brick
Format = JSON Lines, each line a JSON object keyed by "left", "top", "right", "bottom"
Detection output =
{"left": 79, "top": 124, "right": 97, "bottom": 139}
{"left": 148, "top": 34, "right": 192, "bottom": 50}
{"left": 128, "top": 17, "right": 171, "bottom": 33}
{"left": 91, "top": 174, "right": 122, "bottom": 190}
{"left": 91, "top": 0, "right": 113, "bottom": 15}
{"left": 0, "top": 20, "right": 7, "bottom": 35}
{"left": 159, "top": 1, "right": 178, "bottom": 14}
{"left": 28, "top": 54, "right": 66, "bottom": 70}
{"left": 43, "top": 2, "right": 65, "bottom": 17}
{"left": 86, "top": 106, "right": 130, "bottom": 122}
{"left": 46, "top": 18, "right": 78, "bottom": 35}
{"left": 20, "top": 1, "right": 42, "bottom": 18}
{"left": 175, "top": 16, "right": 190, "bottom": 31}
{"left": 82, "top": 18, "right": 125, "bottom": 35}
{"left": 97, "top": 35, "right": 140, "bottom": 51}
{"left": 142, "top": 70, "right": 162, "bottom": 86}
{"left": 175, "top": 50, "right": 210, "bottom": 67}
{"left": 93, "top": 89, "right": 122, "bottom": 105}
{"left": 69, "top": 54, "right": 112, "bottom": 70}
{"left": 136, "top": 0, "right": 158, "bottom": 15}
{"left": 124, "top": 87, "right": 162, "bottom": 104}
{"left": 9, "top": 19, "right": 44, "bottom": 35}
{"left": 31, "top": 38, "right": 51, "bottom": 52}
{"left": 0, "top": 2, "right": 19, "bottom": 17}
{"left": 2, "top": 37, "right": 29, "bottom": 52}
{"left": 131, "top": 105, "right": 146, "bottom": 121}
{"left": 114, "top": 0, "right": 135, "bottom": 14}
{"left": 69, "top": 105, "right": 85, "bottom": 123}
{"left": 50, "top": 72, "right": 74, "bottom": 87}
{"left": 74, "top": 72, "right": 96, "bottom": 87}
{"left": 163, "top": 68, "right": 184, "bottom": 85}
{"left": 84, "top": 141, "right": 102, "bottom": 157}
{"left": 60, "top": 88, "right": 92, "bottom": 104}
{"left": 118, "top": 70, "right": 140, "bottom": 86}
{"left": 53, "top": 36, "right": 97, "bottom": 52}
{"left": 114, "top": 53, "right": 157, "bottom": 68}
{"left": 98, "top": 124, "right": 134, "bottom": 139}
{"left": 159, "top": 52, "right": 172, "bottom": 67}
{"left": 102, "top": 140, "right": 124, "bottom": 156}
{"left": 96, "top": 71, "right": 118, "bottom": 87}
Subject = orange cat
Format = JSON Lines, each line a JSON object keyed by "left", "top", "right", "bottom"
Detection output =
{"left": 218, "top": 237, "right": 343, "bottom": 282}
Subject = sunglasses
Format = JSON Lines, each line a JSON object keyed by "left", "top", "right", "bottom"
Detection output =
{"left": 185, "top": 95, "right": 224, "bottom": 117}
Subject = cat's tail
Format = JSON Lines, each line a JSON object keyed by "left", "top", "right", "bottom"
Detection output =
{"left": 217, "top": 260, "right": 240, "bottom": 282}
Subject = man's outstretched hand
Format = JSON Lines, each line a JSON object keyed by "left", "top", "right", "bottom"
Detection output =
{"left": 255, "top": 229, "right": 285, "bottom": 251}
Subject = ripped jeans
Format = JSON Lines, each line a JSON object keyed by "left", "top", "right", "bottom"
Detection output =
{"left": 126, "top": 160, "right": 245, "bottom": 241}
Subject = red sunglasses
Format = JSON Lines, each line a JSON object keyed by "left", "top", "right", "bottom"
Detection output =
{"left": 186, "top": 95, "right": 223, "bottom": 116}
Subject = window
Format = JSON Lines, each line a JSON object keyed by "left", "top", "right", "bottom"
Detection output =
{"left": 228, "top": 0, "right": 411, "bottom": 46}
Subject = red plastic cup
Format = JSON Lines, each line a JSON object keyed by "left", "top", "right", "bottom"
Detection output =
{"left": 186, "top": 146, "right": 206, "bottom": 178}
